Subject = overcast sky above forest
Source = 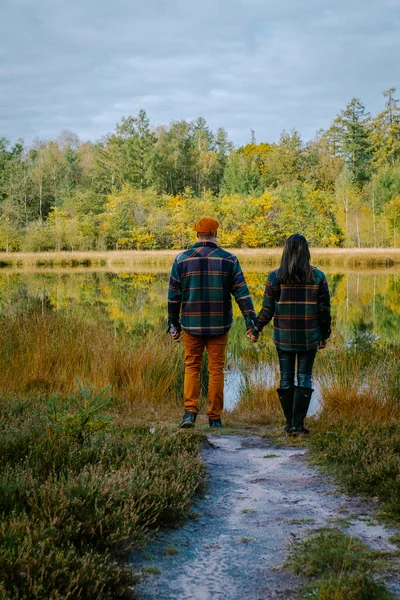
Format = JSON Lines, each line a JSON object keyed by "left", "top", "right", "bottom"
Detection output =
{"left": 1, "top": 0, "right": 399, "bottom": 147}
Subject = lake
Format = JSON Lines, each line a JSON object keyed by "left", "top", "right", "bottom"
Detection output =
{"left": 1, "top": 266, "right": 399, "bottom": 412}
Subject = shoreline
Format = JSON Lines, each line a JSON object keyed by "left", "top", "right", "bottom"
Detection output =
{"left": 1, "top": 247, "right": 400, "bottom": 271}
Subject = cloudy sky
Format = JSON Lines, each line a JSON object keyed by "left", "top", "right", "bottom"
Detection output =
{"left": 1, "top": 0, "right": 399, "bottom": 147}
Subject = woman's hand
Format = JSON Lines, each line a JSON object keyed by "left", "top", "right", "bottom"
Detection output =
{"left": 318, "top": 339, "right": 328, "bottom": 349}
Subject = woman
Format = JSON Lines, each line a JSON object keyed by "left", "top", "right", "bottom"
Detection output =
{"left": 249, "top": 234, "right": 331, "bottom": 434}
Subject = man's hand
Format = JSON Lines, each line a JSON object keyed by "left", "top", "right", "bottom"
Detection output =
{"left": 246, "top": 329, "right": 259, "bottom": 343}
{"left": 318, "top": 339, "right": 328, "bottom": 349}
{"left": 168, "top": 325, "right": 181, "bottom": 343}
{"left": 170, "top": 330, "right": 181, "bottom": 343}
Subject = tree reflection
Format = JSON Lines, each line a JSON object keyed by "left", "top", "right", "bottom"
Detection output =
{"left": 0, "top": 270, "right": 399, "bottom": 348}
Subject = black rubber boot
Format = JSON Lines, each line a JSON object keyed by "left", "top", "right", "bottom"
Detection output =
{"left": 292, "top": 386, "right": 313, "bottom": 434}
{"left": 276, "top": 388, "right": 294, "bottom": 434}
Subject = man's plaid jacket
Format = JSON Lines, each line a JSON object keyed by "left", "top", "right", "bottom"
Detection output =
{"left": 168, "top": 241, "right": 256, "bottom": 336}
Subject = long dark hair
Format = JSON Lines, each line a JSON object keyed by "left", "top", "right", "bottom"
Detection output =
{"left": 277, "top": 234, "right": 314, "bottom": 284}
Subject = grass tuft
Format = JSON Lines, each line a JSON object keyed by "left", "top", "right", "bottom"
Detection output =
{"left": 287, "top": 528, "right": 395, "bottom": 600}
{"left": 228, "top": 384, "right": 281, "bottom": 425}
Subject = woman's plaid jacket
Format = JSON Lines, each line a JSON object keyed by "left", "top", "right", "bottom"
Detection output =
{"left": 253, "top": 267, "right": 331, "bottom": 351}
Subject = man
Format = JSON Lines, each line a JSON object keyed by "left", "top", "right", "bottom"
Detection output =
{"left": 168, "top": 216, "right": 256, "bottom": 429}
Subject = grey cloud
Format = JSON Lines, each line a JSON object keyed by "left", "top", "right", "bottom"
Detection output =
{"left": 0, "top": 0, "right": 399, "bottom": 145}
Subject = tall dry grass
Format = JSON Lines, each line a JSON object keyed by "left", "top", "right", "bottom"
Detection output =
{"left": 226, "top": 355, "right": 281, "bottom": 426}
{"left": 0, "top": 308, "right": 184, "bottom": 420}
{"left": 314, "top": 346, "right": 400, "bottom": 424}
{"left": 2, "top": 247, "right": 400, "bottom": 272}
{"left": 310, "top": 346, "right": 400, "bottom": 521}
{"left": 228, "top": 384, "right": 282, "bottom": 426}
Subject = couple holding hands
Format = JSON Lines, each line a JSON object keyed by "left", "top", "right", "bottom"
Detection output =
{"left": 167, "top": 217, "right": 331, "bottom": 435}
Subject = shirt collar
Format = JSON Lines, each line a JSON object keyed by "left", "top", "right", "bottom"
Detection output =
{"left": 192, "top": 241, "right": 219, "bottom": 249}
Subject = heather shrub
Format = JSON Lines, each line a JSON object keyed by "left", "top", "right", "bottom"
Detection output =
{"left": 0, "top": 394, "right": 204, "bottom": 599}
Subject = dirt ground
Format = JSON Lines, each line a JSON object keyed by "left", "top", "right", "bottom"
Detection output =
{"left": 132, "top": 435, "right": 400, "bottom": 600}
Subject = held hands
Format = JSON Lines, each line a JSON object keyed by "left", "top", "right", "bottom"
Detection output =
{"left": 246, "top": 329, "right": 259, "bottom": 343}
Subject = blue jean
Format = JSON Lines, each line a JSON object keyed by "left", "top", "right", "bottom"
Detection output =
{"left": 277, "top": 349, "right": 317, "bottom": 389}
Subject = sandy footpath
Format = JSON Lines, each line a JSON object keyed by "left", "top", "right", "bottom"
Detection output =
{"left": 132, "top": 435, "right": 399, "bottom": 600}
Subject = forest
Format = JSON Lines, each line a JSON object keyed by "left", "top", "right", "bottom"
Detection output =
{"left": 1, "top": 88, "right": 400, "bottom": 251}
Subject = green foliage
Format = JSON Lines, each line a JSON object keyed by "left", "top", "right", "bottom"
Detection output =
{"left": 333, "top": 98, "right": 372, "bottom": 187}
{"left": 374, "top": 164, "right": 400, "bottom": 211}
{"left": 0, "top": 514, "right": 137, "bottom": 600}
{"left": 0, "top": 396, "right": 204, "bottom": 599}
{"left": 0, "top": 218, "right": 22, "bottom": 251}
{"left": 302, "top": 575, "right": 394, "bottom": 600}
{"left": 288, "top": 529, "right": 395, "bottom": 600}
{"left": 288, "top": 528, "right": 377, "bottom": 577}
{"left": 22, "top": 221, "right": 56, "bottom": 252}
{"left": 309, "top": 421, "right": 400, "bottom": 521}
{"left": 370, "top": 89, "right": 400, "bottom": 169}
{"left": 222, "top": 149, "right": 264, "bottom": 195}
{"left": 1, "top": 93, "right": 400, "bottom": 250}
{"left": 46, "top": 379, "right": 112, "bottom": 446}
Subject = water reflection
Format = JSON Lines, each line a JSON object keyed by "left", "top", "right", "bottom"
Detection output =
{"left": 0, "top": 270, "right": 399, "bottom": 407}
{"left": 1, "top": 270, "right": 399, "bottom": 342}
{"left": 224, "top": 363, "right": 322, "bottom": 414}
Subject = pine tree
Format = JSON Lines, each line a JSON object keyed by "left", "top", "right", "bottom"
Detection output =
{"left": 115, "top": 110, "right": 156, "bottom": 191}
{"left": 332, "top": 98, "right": 372, "bottom": 187}
{"left": 370, "top": 88, "right": 400, "bottom": 168}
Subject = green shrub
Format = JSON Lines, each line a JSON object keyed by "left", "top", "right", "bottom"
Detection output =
{"left": 0, "top": 396, "right": 204, "bottom": 599}
{"left": 288, "top": 529, "right": 376, "bottom": 576}
{"left": 45, "top": 379, "right": 113, "bottom": 446}
{"left": 0, "top": 514, "right": 136, "bottom": 600}
{"left": 309, "top": 421, "right": 400, "bottom": 521}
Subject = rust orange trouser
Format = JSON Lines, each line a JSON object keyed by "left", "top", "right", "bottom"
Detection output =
{"left": 183, "top": 331, "right": 228, "bottom": 420}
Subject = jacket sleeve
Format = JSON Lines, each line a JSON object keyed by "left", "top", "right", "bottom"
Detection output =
{"left": 253, "top": 273, "right": 276, "bottom": 333}
{"left": 230, "top": 259, "right": 256, "bottom": 329}
{"left": 318, "top": 275, "right": 331, "bottom": 340}
{"left": 167, "top": 259, "right": 182, "bottom": 330}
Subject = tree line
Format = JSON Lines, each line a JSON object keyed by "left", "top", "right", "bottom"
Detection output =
{"left": 1, "top": 88, "right": 400, "bottom": 251}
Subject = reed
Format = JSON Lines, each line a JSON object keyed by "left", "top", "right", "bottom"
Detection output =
{"left": 314, "top": 345, "right": 400, "bottom": 423}
{"left": 0, "top": 308, "right": 184, "bottom": 421}
{"left": 2, "top": 248, "right": 400, "bottom": 272}
{"left": 309, "top": 346, "right": 400, "bottom": 522}
{"left": 228, "top": 384, "right": 282, "bottom": 425}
